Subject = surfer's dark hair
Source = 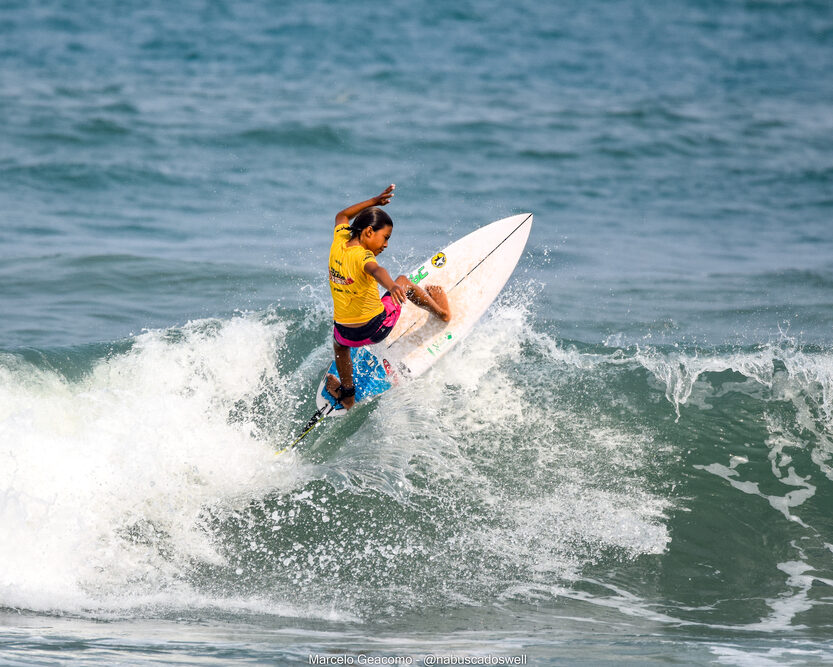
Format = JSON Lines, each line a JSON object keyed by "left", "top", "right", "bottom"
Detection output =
{"left": 350, "top": 207, "right": 393, "bottom": 239}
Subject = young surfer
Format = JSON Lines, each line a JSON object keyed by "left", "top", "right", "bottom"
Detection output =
{"left": 326, "top": 184, "right": 451, "bottom": 409}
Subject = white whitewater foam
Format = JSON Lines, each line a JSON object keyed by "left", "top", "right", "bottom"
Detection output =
{"left": 386, "top": 296, "right": 670, "bottom": 579}
{"left": 0, "top": 315, "right": 305, "bottom": 615}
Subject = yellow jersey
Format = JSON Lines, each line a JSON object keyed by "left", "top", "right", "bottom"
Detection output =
{"left": 328, "top": 224, "right": 384, "bottom": 324}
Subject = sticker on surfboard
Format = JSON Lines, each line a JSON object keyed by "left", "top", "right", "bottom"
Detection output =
{"left": 409, "top": 265, "right": 428, "bottom": 284}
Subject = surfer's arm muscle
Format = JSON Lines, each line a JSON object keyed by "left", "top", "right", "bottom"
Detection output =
{"left": 364, "top": 262, "right": 407, "bottom": 304}
{"left": 334, "top": 184, "right": 395, "bottom": 227}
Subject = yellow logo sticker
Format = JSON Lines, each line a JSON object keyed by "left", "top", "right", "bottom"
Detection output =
{"left": 431, "top": 252, "right": 447, "bottom": 268}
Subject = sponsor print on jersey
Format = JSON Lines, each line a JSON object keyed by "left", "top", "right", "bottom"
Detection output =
{"left": 329, "top": 267, "right": 354, "bottom": 285}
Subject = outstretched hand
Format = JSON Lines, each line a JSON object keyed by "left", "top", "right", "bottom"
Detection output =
{"left": 374, "top": 184, "right": 395, "bottom": 206}
{"left": 389, "top": 283, "right": 407, "bottom": 305}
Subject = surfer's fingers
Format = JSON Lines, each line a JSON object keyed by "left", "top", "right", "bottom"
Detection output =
{"left": 391, "top": 286, "right": 407, "bottom": 303}
{"left": 378, "top": 184, "right": 395, "bottom": 201}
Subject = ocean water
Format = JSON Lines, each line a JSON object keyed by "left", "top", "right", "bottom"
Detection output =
{"left": 1, "top": 0, "right": 832, "bottom": 664}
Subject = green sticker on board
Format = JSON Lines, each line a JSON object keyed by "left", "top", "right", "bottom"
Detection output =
{"left": 409, "top": 265, "right": 429, "bottom": 284}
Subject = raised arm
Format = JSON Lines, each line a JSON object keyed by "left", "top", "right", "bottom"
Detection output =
{"left": 334, "top": 184, "right": 395, "bottom": 227}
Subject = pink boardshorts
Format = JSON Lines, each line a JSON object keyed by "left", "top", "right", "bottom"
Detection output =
{"left": 333, "top": 293, "right": 402, "bottom": 348}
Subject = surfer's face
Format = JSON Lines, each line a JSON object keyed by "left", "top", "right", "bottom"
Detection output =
{"left": 363, "top": 224, "right": 392, "bottom": 256}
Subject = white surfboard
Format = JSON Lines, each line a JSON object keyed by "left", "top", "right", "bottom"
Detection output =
{"left": 280, "top": 213, "right": 533, "bottom": 451}
{"left": 318, "top": 211, "right": 532, "bottom": 408}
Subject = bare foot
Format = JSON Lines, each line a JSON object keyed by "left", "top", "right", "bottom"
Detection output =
{"left": 425, "top": 285, "right": 452, "bottom": 322}
{"left": 325, "top": 373, "right": 355, "bottom": 409}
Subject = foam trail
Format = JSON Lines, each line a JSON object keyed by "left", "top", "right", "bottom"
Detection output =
{"left": 0, "top": 316, "right": 300, "bottom": 614}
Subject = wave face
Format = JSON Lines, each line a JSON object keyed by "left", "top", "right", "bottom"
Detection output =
{"left": 2, "top": 292, "right": 832, "bottom": 647}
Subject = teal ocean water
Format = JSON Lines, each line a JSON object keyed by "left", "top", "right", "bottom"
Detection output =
{"left": 2, "top": 1, "right": 832, "bottom": 664}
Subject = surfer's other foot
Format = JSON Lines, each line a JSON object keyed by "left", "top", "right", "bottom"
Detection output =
{"left": 325, "top": 373, "right": 355, "bottom": 409}
{"left": 426, "top": 285, "right": 451, "bottom": 322}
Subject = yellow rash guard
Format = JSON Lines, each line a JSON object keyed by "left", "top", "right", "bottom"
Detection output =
{"left": 328, "top": 224, "right": 385, "bottom": 324}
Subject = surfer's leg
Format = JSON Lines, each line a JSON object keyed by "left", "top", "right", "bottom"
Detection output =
{"left": 395, "top": 276, "right": 451, "bottom": 322}
{"left": 329, "top": 341, "right": 355, "bottom": 409}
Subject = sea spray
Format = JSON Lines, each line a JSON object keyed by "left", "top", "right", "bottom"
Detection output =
{"left": 0, "top": 315, "right": 300, "bottom": 613}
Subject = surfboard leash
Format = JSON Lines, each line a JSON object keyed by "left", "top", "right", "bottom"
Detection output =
{"left": 275, "top": 403, "right": 334, "bottom": 456}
